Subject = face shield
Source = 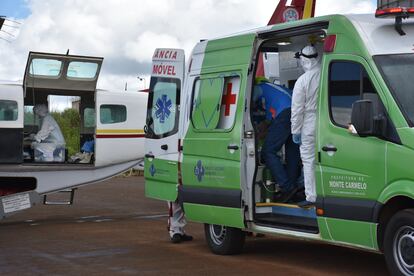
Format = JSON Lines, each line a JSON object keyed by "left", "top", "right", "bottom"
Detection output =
{"left": 295, "top": 45, "right": 319, "bottom": 72}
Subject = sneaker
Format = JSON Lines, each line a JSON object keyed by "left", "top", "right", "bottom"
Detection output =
{"left": 298, "top": 200, "right": 315, "bottom": 208}
{"left": 171, "top": 233, "right": 182, "bottom": 244}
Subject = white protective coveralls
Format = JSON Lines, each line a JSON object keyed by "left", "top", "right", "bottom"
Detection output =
{"left": 291, "top": 46, "right": 321, "bottom": 203}
{"left": 32, "top": 104, "right": 66, "bottom": 162}
{"left": 168, "top": 201, "right": 187, "bottom": 237}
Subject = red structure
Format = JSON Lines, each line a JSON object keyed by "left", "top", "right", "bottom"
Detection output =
{"left": 256, "top": 0, "right": 316, "bottom": 77}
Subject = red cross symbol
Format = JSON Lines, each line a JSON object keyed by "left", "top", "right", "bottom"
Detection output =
{"left": 221, "top": 83, "right": 237, "bottom": 116}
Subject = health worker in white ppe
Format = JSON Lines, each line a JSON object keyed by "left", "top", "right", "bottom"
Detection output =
{"left": 31, "top": 104, "right": 65, "bottom": 162}
{"left": 168, "top": 201, "right": 193, "bottom": 243}
{"left": 291, "top": 45, "right": 321, "bottom": 208}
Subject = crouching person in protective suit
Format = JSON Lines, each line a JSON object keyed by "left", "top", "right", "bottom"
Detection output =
{"left": 31, "top": 104, "right": 66, "bottom": 162}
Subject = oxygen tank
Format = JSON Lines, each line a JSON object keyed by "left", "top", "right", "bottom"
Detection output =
{"left": 262, "top": 168, "right": 276, "bottom": 203}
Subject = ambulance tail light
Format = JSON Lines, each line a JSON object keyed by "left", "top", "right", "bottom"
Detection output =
{"left": 323, "top": 35, "right": 336, "bottom": 53}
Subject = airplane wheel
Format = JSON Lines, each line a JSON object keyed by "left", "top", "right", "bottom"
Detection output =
{"left": 204, "top": 224, "right": 245, "bottom": 255}
{"left": 384, "top": 209, "right": 414, "bottom": 276}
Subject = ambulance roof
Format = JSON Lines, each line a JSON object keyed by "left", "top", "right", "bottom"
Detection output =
{"left": 203, "top": 14, "right": 414, "bottom": 57}
{"left": 345, "top": 14, "right": 414, "bottom": 56}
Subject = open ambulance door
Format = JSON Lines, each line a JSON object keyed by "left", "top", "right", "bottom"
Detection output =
{"left": 179, "top": 36, "right": 257, "bottom": 230}
{"left": 144, "top": 49, "right": 185, "bottom": 201}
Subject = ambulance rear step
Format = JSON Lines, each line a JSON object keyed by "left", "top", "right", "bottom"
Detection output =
{"left": 255, "top": 202, "right": 319, "bottom": 233}
{"left": 43, "top": 188, "right": 76, "bottom": 205}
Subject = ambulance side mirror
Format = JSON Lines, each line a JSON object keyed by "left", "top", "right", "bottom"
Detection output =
{"left": 350, "top": 100, "right": 374, "bottom": 137}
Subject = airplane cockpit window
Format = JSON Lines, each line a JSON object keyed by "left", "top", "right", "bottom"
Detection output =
{"left": 0, "top": 100, "right": 18, "bottom": 121}
{"left": 29, "top": 59, "right": 62, "bottom": 77}
{"left": 67, "top": 61, "right": 99, "bottom": 79}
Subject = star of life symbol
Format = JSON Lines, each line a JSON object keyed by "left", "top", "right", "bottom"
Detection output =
{"left": 150, "top": 163, "right": 156, "bottom": 176}
{"left": 194, "top": 160, "right": 205, "bottom": 182}
{"left": 155, "top": 94, "right": 172, "bottom": 123}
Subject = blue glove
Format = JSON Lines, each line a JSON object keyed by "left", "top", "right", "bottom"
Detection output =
{"left": 292, "top": 134, "right": 301, "bottom": 145}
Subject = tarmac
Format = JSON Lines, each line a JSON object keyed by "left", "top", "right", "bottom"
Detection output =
{"left": 0, "top": 175, "right": 389, "bottom": 275}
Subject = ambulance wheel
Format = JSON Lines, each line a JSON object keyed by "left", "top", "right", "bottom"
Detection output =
{"left": 384, "top": 209, "right": 414, "bottom": 276}
{"left": 204, "top": 224, "right": 245, "bottom": 255}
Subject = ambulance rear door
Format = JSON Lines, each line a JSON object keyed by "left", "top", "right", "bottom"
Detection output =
{"left": 144, "top": 49, "right": 185, "bottom": 201}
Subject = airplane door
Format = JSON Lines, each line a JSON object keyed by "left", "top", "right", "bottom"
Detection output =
{"left": 144, "top": 49, "right": 185, "bottom": 201}
{"left": 95, "top": 91, "right": 147, "bottom": 167}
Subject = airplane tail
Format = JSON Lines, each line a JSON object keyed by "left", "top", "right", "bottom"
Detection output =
{"left": 256, "top": 0, "right": 316, "bottom": 76}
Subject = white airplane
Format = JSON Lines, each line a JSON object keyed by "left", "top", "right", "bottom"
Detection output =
{"left": 0, "top": 50, "right": 147, "bottom": 219}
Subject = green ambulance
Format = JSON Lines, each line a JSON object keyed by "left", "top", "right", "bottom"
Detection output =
{"left": 145, "top": 11, "right": 414, "bottom": 276}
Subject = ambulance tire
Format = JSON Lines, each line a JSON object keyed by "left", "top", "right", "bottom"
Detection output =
{"left": 204, "top": 224, "right": 245, "bottom": 255}
{"left": 384, "top": 209, "right": 414, "bottom": 276}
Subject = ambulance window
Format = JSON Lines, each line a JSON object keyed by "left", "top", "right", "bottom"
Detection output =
{"left": 191, "top": 76, "right": 240, "bottom": 130}
{"left": 100, "top": 105, "right": 126, "bottom": 124}
{"left": 329, "top": 62, "right": 376, "bottom": 128}
{"left": 146, "top": 77, "right": 180, "bottom": 138}
{"left": 0, "top": 100, "right": 18, "bottom": 121}
{"left": 217, "top": 77, "right": 240, "bottom": 129}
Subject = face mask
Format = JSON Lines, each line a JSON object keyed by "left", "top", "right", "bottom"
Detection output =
{"left": 34, "top": 105, "right": 48, "bottom": 117}
{"left": 300, "top": 56, "right": 319, "bottom": 72}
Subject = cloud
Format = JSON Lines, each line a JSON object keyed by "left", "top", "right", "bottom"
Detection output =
{"left": 316, "top": 0, "right": 376, "bottom": 15}
{"left": 0, "top": 0, "right": 376, "bottom": 92}
{"left": 124, "top": 31, "right": 181, "bottom": 63}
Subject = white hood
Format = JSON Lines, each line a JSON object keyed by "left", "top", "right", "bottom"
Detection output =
{"left": 298, "top": 45, "right": 320, "bottom": 72}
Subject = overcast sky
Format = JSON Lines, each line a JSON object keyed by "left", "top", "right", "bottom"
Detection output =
{"left": 0, "top": 0, "right": 377, "bottom": 94}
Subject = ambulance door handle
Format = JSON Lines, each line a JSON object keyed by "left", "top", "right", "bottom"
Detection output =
{"left": 227, "top": 145, "right": 239, "bottom": 150}
{"left": 322, "top": 145, "right": 337, "bottom": 152}
{"left": 161, "top": 144, "right": 168, "bottom": 150}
